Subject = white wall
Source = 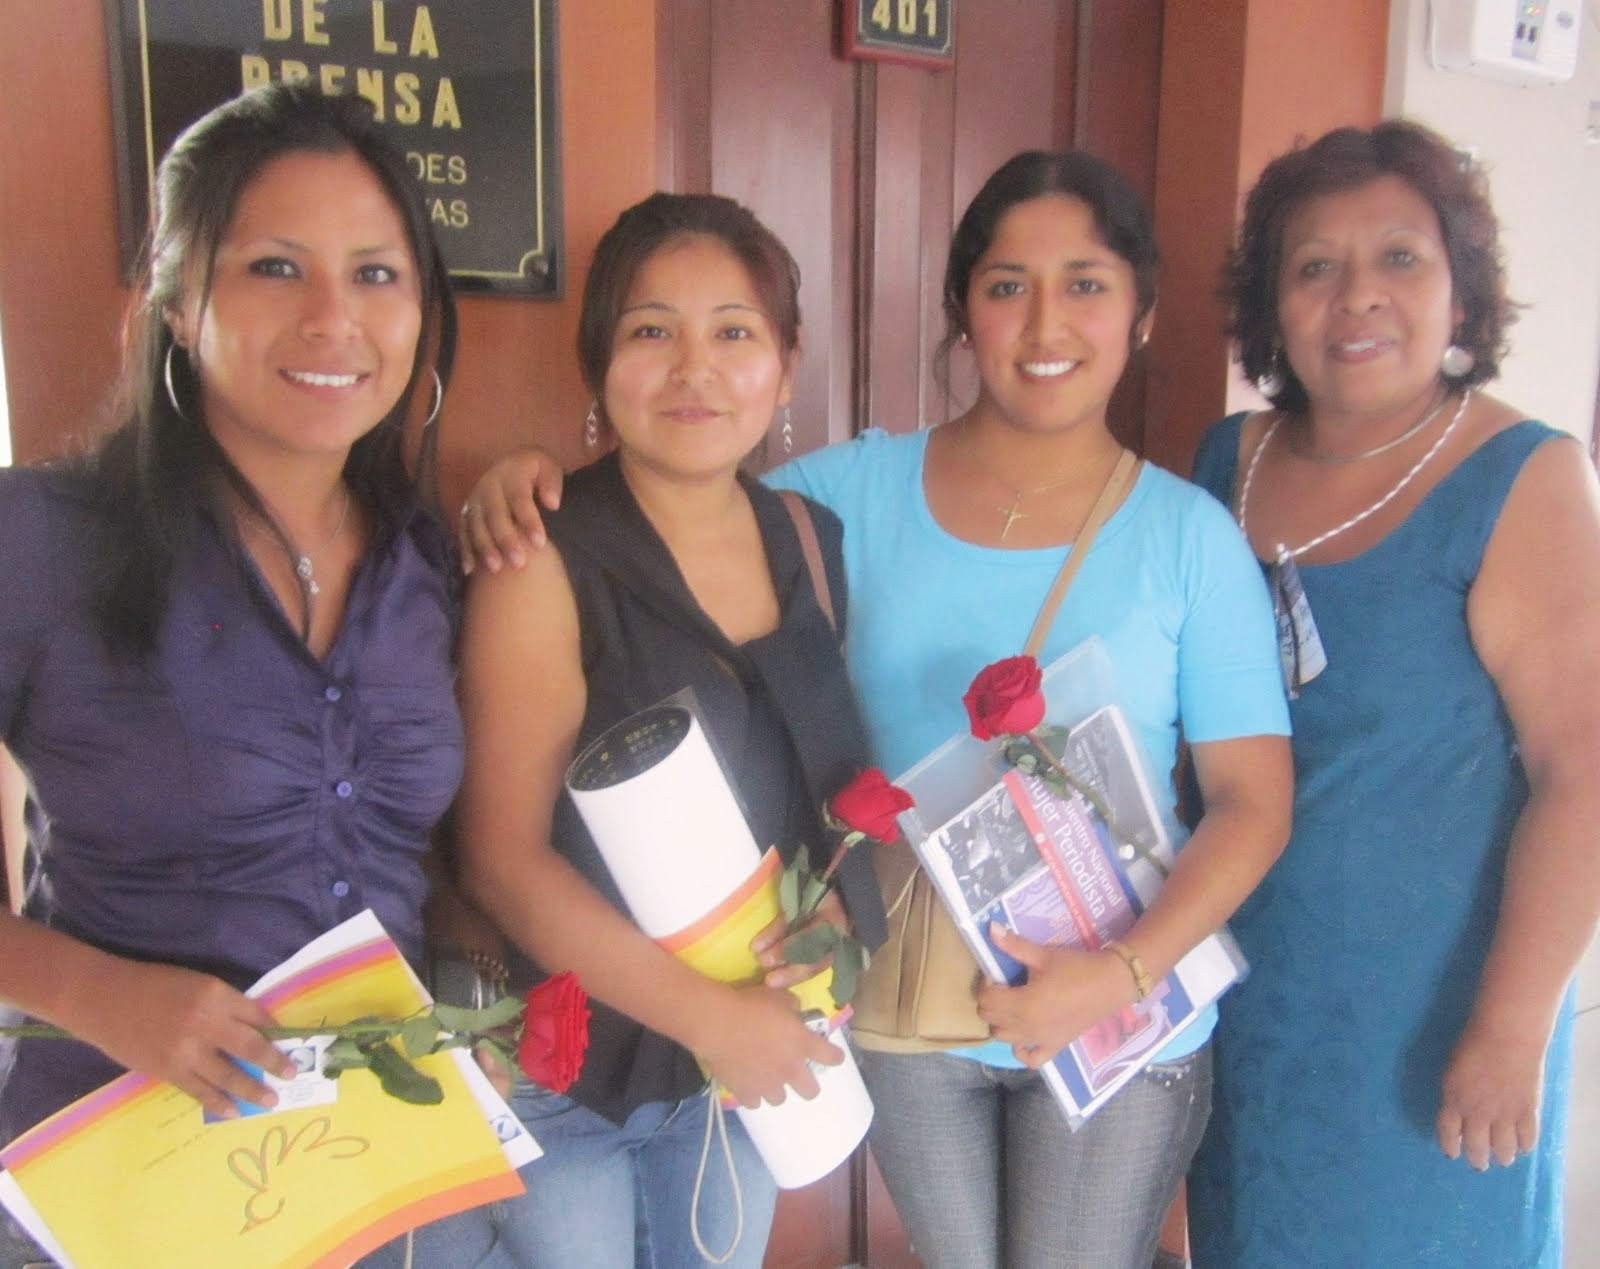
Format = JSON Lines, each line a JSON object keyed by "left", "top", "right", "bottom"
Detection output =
{"left": 1386, "top": 0, "right": 1600, "bottom": 443}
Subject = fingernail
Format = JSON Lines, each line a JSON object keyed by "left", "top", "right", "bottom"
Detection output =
{"left": 509, "top": 550, "right": 526, "bottom": 568}
{"left": 485, "top": 555, "right": 501, "bottom": 574}
{"left": 462, "top": 560, "right": 474, "bottom": 576}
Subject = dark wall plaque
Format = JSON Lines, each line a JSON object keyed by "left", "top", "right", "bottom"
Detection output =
{"left": 838, "top": 0, "right": 954, "bottom": 69}
{"left": 105, "top": 0, "right": 562, "bottom": 297}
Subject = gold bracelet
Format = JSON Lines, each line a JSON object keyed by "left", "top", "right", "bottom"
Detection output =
{"left": 1103, "top": 939, "right": 1153, "bottom": 1002}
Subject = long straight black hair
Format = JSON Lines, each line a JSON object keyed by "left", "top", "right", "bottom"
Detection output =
{"left": 83, "top": 81, "right": 457, "bottom": 658}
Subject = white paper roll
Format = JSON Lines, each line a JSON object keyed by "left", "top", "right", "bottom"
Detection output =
{"left": 566, "top": 697, "right": 873, "bottom": 1189}
{"left": 566, "top": 703, "right": 763, "bottom": 938}
{"left": 734, "top": 1021, "right": 874, "bottom": 1190}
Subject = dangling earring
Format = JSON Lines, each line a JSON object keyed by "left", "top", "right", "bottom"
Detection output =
{"left": 163, "top": 344, "right": 191, "bottom": 422}
{"left": 1440, "top": 343, "right": 1475, "bottom": 379}
{"left": 584, "top": 401, "right": 601, "bottom": 450}
{"left": 1255, "top": 349, "right": 1286, "bottom": 398}
{"left": 781, "top": 404, "right": 794, "bottom": 454}
{"left": 422, "top": 368, "right": 443, "bottom": 429}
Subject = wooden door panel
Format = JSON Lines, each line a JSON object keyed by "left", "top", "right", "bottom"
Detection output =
{"left": 860, "top": 0, "right": 1081, "bottom": 440}
{"left": 857, "top": 62, "right": 938, "bottom": 435}
{"left": 679, "top": 0, "right": 861, "bottom": 458}
{"left": 947, "top": 0, "right": 1070, "bottom": 216}
{"left": 763, "top": 1154, "right": 854, "bottom": 1268}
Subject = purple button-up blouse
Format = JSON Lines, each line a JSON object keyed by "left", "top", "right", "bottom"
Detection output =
{"left": 0, "top": 464, "right": 464, "bottom": 1140}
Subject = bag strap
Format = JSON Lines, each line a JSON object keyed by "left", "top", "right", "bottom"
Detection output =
{"left": 777, "top": 489, "right": 837, "bottom": 635}
{"left": 1022, "top": 448, "right": 1139, "bottom": 658}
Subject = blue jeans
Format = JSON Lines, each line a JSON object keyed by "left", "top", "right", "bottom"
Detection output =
{"left": 857, "top": 1042, "right": 1212, "bottom": 1269}
{"left": 407, "top": 1083, "right": 778, "bottom": 1268}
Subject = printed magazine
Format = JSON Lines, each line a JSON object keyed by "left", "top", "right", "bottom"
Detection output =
{"left": 897, "top": 687, "right": 1245, "bottom": 1129}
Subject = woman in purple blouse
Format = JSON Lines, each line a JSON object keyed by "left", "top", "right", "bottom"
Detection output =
{"left": 0, "top": 79, "right": 463, "bottom": 1222}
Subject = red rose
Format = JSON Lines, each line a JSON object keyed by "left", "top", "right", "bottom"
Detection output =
{"left": 829, "top": 768, "right": 915, "bottom": 843}
{"left": 963, "top": 656, "right": 1046, "bottom": 740}
{"left": 516, "top": 972, "right": 591, "bottom": 1093}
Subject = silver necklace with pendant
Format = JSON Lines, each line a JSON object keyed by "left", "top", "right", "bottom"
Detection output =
{"left": 1237, "top": 390, "right": 1471, "bottom": 697}
{"left": 292, "top": 487, "right": 353, "bottom": 598}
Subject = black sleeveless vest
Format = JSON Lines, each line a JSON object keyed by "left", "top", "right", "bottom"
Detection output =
{"left": 529, "top": 452, "right": 886, "bottom": 1124}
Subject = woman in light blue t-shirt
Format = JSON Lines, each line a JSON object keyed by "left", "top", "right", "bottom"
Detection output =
{"left": 464, "top": 150, "right": 1291, "bottom": 1269}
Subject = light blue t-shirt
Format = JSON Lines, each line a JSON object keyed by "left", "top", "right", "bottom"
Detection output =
{"left": 767, "top": 427, "right": 1289, "bottom": 1059}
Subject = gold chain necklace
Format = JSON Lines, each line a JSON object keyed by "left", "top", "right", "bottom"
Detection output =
{"left": 994, "top": 472, "right": 1081, "bottom": 538}
{"left": 952, "top": 425, "right": 1091, "bottom": 540}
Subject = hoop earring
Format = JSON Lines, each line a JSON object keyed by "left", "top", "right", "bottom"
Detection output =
{"left": 781, "top": 404, "right": 794, "bottom": 454}
{"left": 422, "top": 368, "right": 443, "bottom": 429}
{"left": 584, "top": 401, "right": 600, "bottom": 450}
{"left": 163, "top": 344, "right": 191, "bottom": 422}
{"left": 1440, "top": 343, "right": 1475, "bottom": 379}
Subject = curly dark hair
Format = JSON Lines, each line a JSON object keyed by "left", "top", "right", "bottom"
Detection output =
{"left": 1225, "top": 118, "right": 1514, "bottom": 414}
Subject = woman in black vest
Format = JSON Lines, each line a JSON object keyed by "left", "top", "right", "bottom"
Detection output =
{"left": 436, "top": 194, "right": 886, "bottom": 1267}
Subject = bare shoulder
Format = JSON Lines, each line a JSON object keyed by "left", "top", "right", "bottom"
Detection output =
{"left": 1485, "top": 392, "right": 1597, "bottom": 525}
{"left": 1470, "top": 398, "right": 1600, "bottom": 682}
{"left": 461, "top": 539, "right": 580, "bottom": 659}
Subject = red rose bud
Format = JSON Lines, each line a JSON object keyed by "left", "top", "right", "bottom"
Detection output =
{"left": 829, "top": 768, "right": 915, "bottom": 842}
{"left": 516, "top": 971, "right": 591, "bottom": 1094}
{"left": 963, "top": 656, "right": 1046, "bottom": 740}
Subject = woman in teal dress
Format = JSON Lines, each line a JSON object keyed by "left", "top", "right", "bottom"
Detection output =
{"left": 1187, "top": 120, "right": 1600, "bottom": 1267}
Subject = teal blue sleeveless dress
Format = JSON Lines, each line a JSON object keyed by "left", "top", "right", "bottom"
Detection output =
{"left": 1188, "top": 417, "right": 1572, "bottom": 1268}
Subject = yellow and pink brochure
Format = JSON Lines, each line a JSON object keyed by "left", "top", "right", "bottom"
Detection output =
{"left": 0, "top": 912, "right": 535, "bottom": 1268}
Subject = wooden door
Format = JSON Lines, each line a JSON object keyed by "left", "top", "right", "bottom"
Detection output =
{"left": 657, "top": 3, "right": 1163, "bottom": 1263}
{"left": 658, "top": 0, "right": 1162, "bottom": 463}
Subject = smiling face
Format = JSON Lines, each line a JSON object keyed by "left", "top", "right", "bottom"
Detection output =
{"left": 963, "top": 193, "right": 1146, "bottom": 440}
{"left": 168, "top": 149, "right": 423, "bottom": 472}
{"left": 1275, "top": 174, "right": 1462, "bottom": 426}
{"left": 602, "top": 234, "right": 796, "bottom": 483}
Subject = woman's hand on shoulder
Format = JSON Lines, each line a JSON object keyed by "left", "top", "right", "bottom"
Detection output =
{"left": 457, "top": 446, "right": 565, "bottom": 576}
{"left": 1436, "top": 1019, "right": 1543, "bottom": 1169}
{"left": 69, "top": 957, "right": 295, "bottom": 1120}
{"left": 692, "top": 982, "right": 841, "bottom": 1108}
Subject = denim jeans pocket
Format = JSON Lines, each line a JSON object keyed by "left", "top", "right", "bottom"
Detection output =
{"left": 1141, "top": 1046, "right": 1206, "bottom": 1090}
{"left": 508, "top": 1081, "right": 577, "bottom": 1124}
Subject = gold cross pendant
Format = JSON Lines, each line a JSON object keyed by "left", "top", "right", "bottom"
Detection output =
{"left": 999, "top": 493, "right": 1026, "bottom": 539}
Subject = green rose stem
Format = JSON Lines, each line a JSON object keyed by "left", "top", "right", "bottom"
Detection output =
{"left": 1007, "top": 730, "right": 1171, "bottom": 881}
{"left": 0, "top": 997, "right": 526, "bottom": 1108}
{"left": 777, "top": 822, "right": 875, "bottom": 1008}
